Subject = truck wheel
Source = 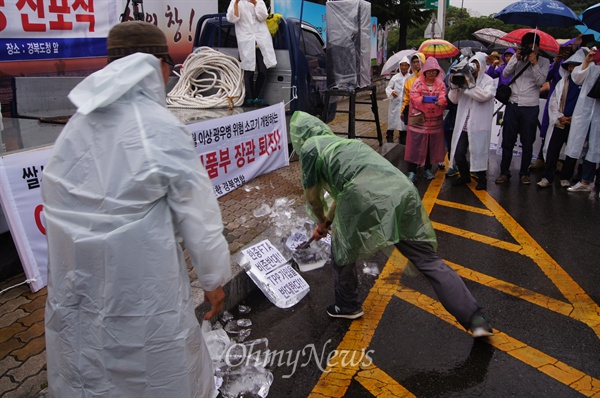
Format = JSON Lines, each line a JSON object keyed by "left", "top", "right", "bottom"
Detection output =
{"left": 0, "top": 232, "right": 24, "bottom": 281}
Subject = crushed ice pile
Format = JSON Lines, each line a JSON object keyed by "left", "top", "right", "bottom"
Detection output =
{"left": 251, "top": 197, "right": 331, "bottom": 273}
{"left": 202, "top": 305, "right": 274, "bottom": 398}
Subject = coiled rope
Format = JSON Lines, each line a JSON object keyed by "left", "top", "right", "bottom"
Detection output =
{"left": 167, "top": 47, "right": 245, "bottom": 110}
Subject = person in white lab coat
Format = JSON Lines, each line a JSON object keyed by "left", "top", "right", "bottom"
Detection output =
{"left": 562, "top": 48, "right": 600, "bottom": 193}
{"left": 42, "top": 22, "right": 231, "bottom": 398}
{"left": 537, "top": 50, "right": 584, "bottom": 188}
{"left": 227, "top": 0, "right": 277, "bottom": 106}
{"left": 385, "top": 56, "right": 411, "bottom": 144}
{"left": 448, "top": 52, "right": 496, "bottom": 190}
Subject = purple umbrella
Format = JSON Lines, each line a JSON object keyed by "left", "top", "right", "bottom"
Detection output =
{"left": 494, "top": 0, "right": 579, "bottom": 29}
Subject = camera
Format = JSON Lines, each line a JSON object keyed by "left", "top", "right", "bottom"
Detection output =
{"left": 520, "top": 46, "right": 533, "bottom": 61}
{"left": 449, "top": 60, "right": 476, "bottom": 89}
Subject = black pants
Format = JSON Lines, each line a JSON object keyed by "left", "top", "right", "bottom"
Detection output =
{"left": 454, "top": 130, "right": 487, "bottom": 184}
{"left": 501, "top": 103, "right": 539, "bottom": 177}
{"left": 331, "top": 241, "right": 482, "bottom": 330}
{"left": 542, "top": 125, "right": 570, "bottom": 182}
{"left": 243, "top": 48, "right": 268, "bottom": 99}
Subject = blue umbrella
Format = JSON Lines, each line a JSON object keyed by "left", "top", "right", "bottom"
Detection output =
{"left": 576, "top": 24, "right": 600, "bottom": 42}
{"left": 494, "top": 0, "right": 579, "bottom": 28}
{"left": 579, "top": 3, "right": 600, "bottom": 34}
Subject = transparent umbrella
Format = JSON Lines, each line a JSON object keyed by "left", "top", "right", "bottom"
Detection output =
{"left": 380, "top": 49, "right": 416, "bottom": 75}
{"left": 473, "top": 28, "right": 514, "bottom": 48}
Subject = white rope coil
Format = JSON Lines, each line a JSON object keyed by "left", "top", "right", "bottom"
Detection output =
{"left": 167, "top": 47, "right": 245, "bottom": 110}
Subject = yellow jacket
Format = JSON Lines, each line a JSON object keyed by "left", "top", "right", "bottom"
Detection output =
{"left": 401, "top": 52, "right": 426, "bottom": 114}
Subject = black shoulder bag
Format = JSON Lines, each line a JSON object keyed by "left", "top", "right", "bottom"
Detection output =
{"left": 495, "top": 62, "right": 532, "bottom": 105}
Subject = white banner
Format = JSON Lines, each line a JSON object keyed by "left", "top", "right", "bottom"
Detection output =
{"left": 0, "top": 0, "right": 217, "bottom": 62}
{"left": 0, "top": 147, "right": 52, "bottom": 292}
{"left": 190, "top": 103, "right": 289, "bottom": 197}
{"left": 0, "top": 104, "right": 289, "bottom": 292}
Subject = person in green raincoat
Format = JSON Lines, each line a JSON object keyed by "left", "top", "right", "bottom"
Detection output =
{"left": 290, "top": 111, "right": 493, "bottom": 338}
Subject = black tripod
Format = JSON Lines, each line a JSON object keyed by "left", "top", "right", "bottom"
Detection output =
{"left": 120, "top": 0, "right": 145, "bottom": 22}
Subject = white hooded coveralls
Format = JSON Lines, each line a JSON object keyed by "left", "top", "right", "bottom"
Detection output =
{"left": 564, "top": 53, "right": 600, "bottom": 163}
{"left": 448, "top": 52, "right": 497, "bottom": 172}
{"left": 385, "top": 56, "right": 411, "bottom": 131}
{"left": 226, "top": 0, "right": 277, "bottom": 71}
{"left": 42, "top": 53, "right": 231, "bottom": 398}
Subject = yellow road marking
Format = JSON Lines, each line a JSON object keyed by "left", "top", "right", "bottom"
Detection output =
{"left": 310, "top": 250, "right": 408, "bottom": 397}
{"left": 310, "top": 175, "right": 600, "bottom": 397}
{"left": 355, "top": 366, "right": 416, "bottom": 397}
{"left": 432, "top": 221, "right": 522, "bottom": 253}
{"left": 435, "top": 198, "right": 494, "bottom": 216}
{"left": 470, "top": 187, "right": 600, "bottom": 338}
{"left": 447, "top": 260, "right": 574, "bottom": 317}
{"left": 395, "top": 287, "right": 600, "bottom": 397}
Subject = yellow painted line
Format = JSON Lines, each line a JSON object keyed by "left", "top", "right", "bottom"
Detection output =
{"left": 435, "top": 198, "right": 494, "bottom": 216}
{"left": 447, "top": 260, "right": 574, "bottom": 317}
{"left": 355, "top": 366, "right": 416, "bottom": 397}
{"left": 309, "top": 250, "right": 409, "bottom": 397}
{"left": 432, "top": 221, "right": 522, "bottom": 253}
{"left": 471, "top": 187, "right": 600, "bottom": 338}
{"left": 310, "top": 179, "right": 447, "bottom": 397}
{"left": 420, "top": 172, "right": 444, "bottom": 214}
{"left": 394, "top": 286, "right": 600, "bottom": 397}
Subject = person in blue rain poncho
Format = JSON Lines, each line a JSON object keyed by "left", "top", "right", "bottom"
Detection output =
{"left": 290, "top": 111, "right": 493, "bottom": 338}
{"left": 42, "top": 22, "right": 231, "bottom": 397}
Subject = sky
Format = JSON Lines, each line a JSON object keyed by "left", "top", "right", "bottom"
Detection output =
{"left": 450, "top": 0, "right": 516, "bottom": 17}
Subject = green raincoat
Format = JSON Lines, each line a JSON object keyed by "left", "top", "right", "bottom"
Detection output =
{"left": 290, "top": 111, "right": 437, "bottom": 265}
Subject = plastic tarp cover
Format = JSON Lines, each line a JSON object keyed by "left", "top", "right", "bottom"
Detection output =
{"left": 290, "top": 111, "right": 437, "bottom": 265}
{"left": 326, "top": 0, "right": 371, "bottom": 88}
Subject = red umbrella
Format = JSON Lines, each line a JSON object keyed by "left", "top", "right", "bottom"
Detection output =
{"left": 501, "top": 28, "right": 559, "bottom": 54}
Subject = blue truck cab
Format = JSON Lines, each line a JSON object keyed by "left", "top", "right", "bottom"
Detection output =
{"left": 193, "top": 13, "right": 334, "bottom": 124}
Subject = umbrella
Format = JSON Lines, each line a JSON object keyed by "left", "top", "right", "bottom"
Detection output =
{"left": 381, "top": 49, "right": 416, "bottom": 75}
{"left": 418, "top": 39, "right": 459, "bottom": 59}
{"left": 502, "top": 28, "right": 559, "bottom": 54}
{"left": 452, "top": 40, "right": 487, "bottom": 51}
{"left": 494, "top": 0, "right": 579, "bottom": 28}
{"left": 576, "top": 24, "right": 600, "bottom": 42}
{"left": 473, "top": 28, "right": 514, "bottom": 48}
{"left": 579, "top": 4, "right": 600, "bottom": 36}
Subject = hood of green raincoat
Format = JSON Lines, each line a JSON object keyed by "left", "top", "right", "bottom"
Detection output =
{"left": 68, "top": 53, "right": 166, "bottom": 115}
{"left": 290, "top": 111, "right": 335, "bottom": 153}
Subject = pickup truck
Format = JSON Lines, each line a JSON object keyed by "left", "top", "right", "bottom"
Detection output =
{"left": 193, "top": 13, "right": 335, "bottom": 124}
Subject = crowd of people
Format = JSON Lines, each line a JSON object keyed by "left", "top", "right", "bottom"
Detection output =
{"left": 385, "top": 33, "right": 600, "bottom": 195}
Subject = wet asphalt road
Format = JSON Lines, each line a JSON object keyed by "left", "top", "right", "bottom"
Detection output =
{"left": 226, "top": 151, "right": 600, "bottom": 398}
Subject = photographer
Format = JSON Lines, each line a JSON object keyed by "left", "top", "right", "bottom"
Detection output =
{"left": 495, "top": 32, "right": 550, "bottom": 185}
{"left": 448, "top": 52, "right": 497, "bottom": 190}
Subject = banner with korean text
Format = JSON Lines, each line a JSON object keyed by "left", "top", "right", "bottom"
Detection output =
{"left": 0, "top": 0, "right": 217, "bottom": 69}
{"left": 0, "top": 147, "right": 52, "bottom": 292}
{"left": 0, "top": 104, "right": 289, "bottom": 292}
{"left": 189, "top": 102, "right": 289, "bottom": 198}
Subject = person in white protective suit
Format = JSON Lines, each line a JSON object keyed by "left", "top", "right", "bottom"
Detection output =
{"left": 448, "top": 52, "right": 497, "bottom": 191}
{"left": 227, "top": 0, "right": 277, "bottom": 107}
{"left": 385, "top": 56, "right": 411, "bottom": 144}
{"left": 42, "top": 22, "right": 231, "bottom": 398}
{"left": 561, "top": 48, "right": 600, "bottom": 193}
{"left": 537, "top": 50, "right": 584, "bottom": 188}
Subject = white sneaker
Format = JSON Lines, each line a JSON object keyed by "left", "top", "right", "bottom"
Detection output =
{"left": 537, "top": 178, "right": 551, "bottom": 188}
{"left": 567, "top": 182, "right": 591, "bottom": 192}
{"left": 560, "top": 180, "right": 571, "bottom": 188}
